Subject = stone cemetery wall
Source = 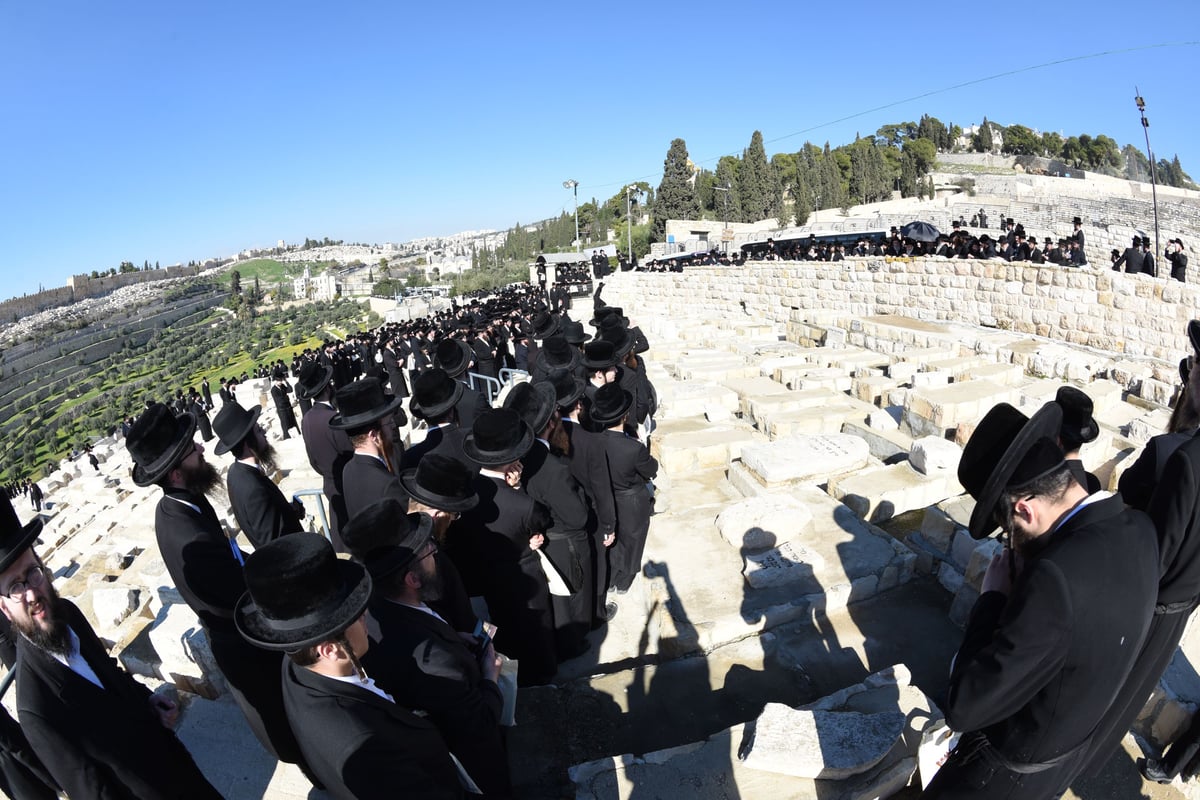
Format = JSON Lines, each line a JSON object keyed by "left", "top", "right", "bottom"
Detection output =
{"left": 623, "top": 258, "right": 1198, "bottom": 365}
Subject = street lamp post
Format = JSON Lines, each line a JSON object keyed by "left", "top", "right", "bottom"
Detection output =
{"left": 563, "top": 179, "right": 580, "bottom": 253}
{"left": 1135, "top": 89, "right": 1161, "bottom": 277}
{"left": 625, "top": 185, "right": 642, "bottom": 267}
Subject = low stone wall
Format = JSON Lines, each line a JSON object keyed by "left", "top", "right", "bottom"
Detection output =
{"left": 613, "top": 258, "right": 1197, "bottom": 364}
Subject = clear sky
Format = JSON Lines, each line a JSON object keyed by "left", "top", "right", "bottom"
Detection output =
{"left": 2, "top": 1, "right": 1197, "bottom": 300}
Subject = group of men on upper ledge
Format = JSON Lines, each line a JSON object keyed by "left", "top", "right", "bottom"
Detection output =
{"left": 0, "top": 280, "right": 660, "bottom": 799}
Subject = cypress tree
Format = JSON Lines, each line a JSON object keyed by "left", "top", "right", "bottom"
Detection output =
{"left": 652, "top": 138, "right": 700, "bottom": 241}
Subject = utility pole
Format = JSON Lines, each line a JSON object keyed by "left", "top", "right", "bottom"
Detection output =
{"left": 1135, "top": 89, "right": 1161, "bottom": 277}
{"left": 563, "top": 180, "right": 580, "bottom": 252}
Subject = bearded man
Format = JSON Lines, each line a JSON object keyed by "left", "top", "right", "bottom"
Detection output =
{"left": 126, "top": 403, "right": 313, "bottom": 781}
{"left": 0, "top": 493, "right": 220, "bottom": 800}
{"left": 213, "top": 402, "right": 304, "bottom": 549}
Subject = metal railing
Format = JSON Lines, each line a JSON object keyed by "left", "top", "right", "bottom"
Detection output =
{"left": 291, "top": 489, "right": 332, "bottom": 544}
{"left": 467, "top": 371, "right": 503, "bottom": 406}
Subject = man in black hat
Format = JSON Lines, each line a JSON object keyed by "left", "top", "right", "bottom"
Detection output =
{"left": 298, "top": 359, "right": 354, "bottom": 549}
{"left": 331, "top": 378, "right": 409, "bottom": 522}
{"left": 218, "top": 377, "right": 233, "bottom": 406}
{"left": 1054, "top": 386, "right": 1101, "bottom": 493}
{"left": 552, "top": 368, "right": 617, "bottom": 624}
{"left": 1142, "top": 235, "right": 1157, "bottom": 277}
{"left": 401, "top": 368, "right": 469, "bottom": 471}
{"left": 1082, "top": 319, "right": 1200, "bottom": 784}
{"left": 435, "top": 338, "right": 489, "bottom": 431}
{"left": 235, "top": 532, "right": 465, "bottom": 798}
{"left": 1112, "top": 235, "right": 1146, "bottom": 274}
{"left": 125, "top": 403, "right": 309, "bottom": 776}
{"left": 1166, "top": 238, "right": 1188, "bottom": 283}
{"left": 504, "top": 382, "right": 594, "bottom": 661}
{"left": 214, "top": 402, "right": 305, "bottom": 549}
{"left": 925, "top": 402, "right": 1159, "bottom": 798}
{"left": 271, "top": 368, "right": 299, "bottom": 440}
{"left": 0, "top": 492, "right": 222, "bottom": 798}
{"left": 459, "top": 409, "right": 558, "bottom": 685}
{"left": 592, "top": 383, "right": 658, "bottom": 595}
{"left": 381, "top": 333, "right": 410, "bottom": 400}
{"left": 343, "top": 500, "right": 510, "bottom": 796}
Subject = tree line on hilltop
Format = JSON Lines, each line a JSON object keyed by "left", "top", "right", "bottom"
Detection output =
{"left": 482, "top": 114, "right": 1194, "bottom": 261}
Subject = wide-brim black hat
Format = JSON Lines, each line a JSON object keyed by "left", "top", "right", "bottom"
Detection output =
{"left": 540, "top": 336, "right": 579, "bottom": 372}
{"left": 601, "top": 325, "right": 633, "bottom": 359}
{"left": 582, "top": 340, "right": 618, "bottom": 371}
{"left": 548, "top": 367, "right": 585, "bottom": 409}
{"left": 235, "top": 532, "right": 373, "bottom": 651}
{"left": 342, "top": 499, "right": 435, "bottom": 581}
{"left": 531, "top": 311, "right": 559, "bottom": 339}
{"left": 400, "top": 454, "right": 479, "bottom": 513}
{"left": 503, "top": 381, "right": 556, "bottom": 434}
{"left": 463, "top": 409, "right": 534, "bottom": 467}
{"left": 296, "top": 361, "right": 334, "bottom": 400}
{"left": 959, "top": 402, "right": 1065, "bottom": 540}
{"left": 330, "top": 378, "right": 405, "bottom": 431}
{"left": 434, "top": 339, "right": 473, "bottom": 379}
{"left": 562, "top": 320, "right": 591, "bottom": 346}
{"left": 0, "top": 493, "right": 43, "bottom": 574}
{"left": 589, "top": 383, "right": 633, "bottom": 428}
{"left": 1054, "top": 385, "right": 1099, "bottom": 445}
{"left": 213, "top": 403, "right": 262, "bottom": 456}
{"left": 127, "top": 403, "right": 198, "bottom": 487}
{"left": 409, "top": 368, "right": 464, "bottom": 421}
{"left": 1072, "top": 217, "right": 1082, "bottom": 225}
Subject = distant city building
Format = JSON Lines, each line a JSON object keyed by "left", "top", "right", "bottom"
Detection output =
{"left": 292, "top": 265, "right": 340, "bottom": 301}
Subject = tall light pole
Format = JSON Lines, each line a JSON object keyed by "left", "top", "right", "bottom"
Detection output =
{"left": 563, "top": 179, "right": 580, "bottom": 253}
{"left": 625, "top": 184, "right": 642, "bottom": 265}
{"left": 1135, "top": 89, "right": 1161, "bottom": 277}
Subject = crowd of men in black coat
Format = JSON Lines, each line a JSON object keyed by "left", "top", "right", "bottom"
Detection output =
{"left": 0, "top": 276, "right": 662, "bottom": 799}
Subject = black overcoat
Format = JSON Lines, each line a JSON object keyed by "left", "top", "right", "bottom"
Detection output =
{"left": 302, "top": 401, "right": 354, "bottom": 543}
{"left": 925, "top": 494, "right": 1159, "bottom": 799}
{"left": 271, "top": 383, "right": 298, "bottom": 432}
{"left": 14, "top": 600, "right": 221, "bottom": 800}
{"left": 281, "top": 659, "right": 462, "bottom": 800}
{"left": 363, "top": 599, "right": 509, "bottom": 795}
{"left": 227, "top": 460, "right": 304, "bottom": 548}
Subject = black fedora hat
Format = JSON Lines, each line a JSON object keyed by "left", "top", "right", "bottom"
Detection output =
{"left": 562, "top": 319, "right": 591, "bottom": 346}
{"left": 296, "top": 360, "right": 334, "bottom": 401}
{"left": 401, "top": 454, "right": 479, "bottom": 513}
{"left": 589, "top": 383, "right": 632, "bottom": 429}
{"left": 234, "top": 531, "right": 373, "bottom": 651}
{"left": 0, "top": 493, "right": 43, "bottom": 574}
{"left": 601, "top": 325, "right": 633, "bottom": 359}
{"left": 213, "top": 402, "right": 262, "bottom": 456}
{"left": 540, "top": 336, "right": 578, "bottom": 372}
{"left": 1054, "top": 386, "right": 1099, "bottom": 445}
{"left": 582, "top": 340, "right": 617, "bottom": 371}
{"left": 548, "top": 367, "right": 585, "bottom": 409}
{"left": 503, "top": 381, "right": 556, "bottom": 434}
{"left": 342, "top": 499, "right": 435, "bottom": 581}
{"left": 1072, "top": 216, "right": 1082, "bottom": 226}
{"left": 589, "top": 306, "right": 625, "bottom": 327}
{"left": 127, "top": 403, "right": 198, "bottom": 487}
{"left": 408, "top": 368, "right": 464, "bottom": 421}
{"left": 530, "top": 311, "right": 559, "bottom": 340}
{"left": 434, "top": 339, "right": 473, "bottom": 379}
{"left": 463, "top": 409, "right": 534, "bottom": 467}
{"left": 329, "top": 378, "right": 404, "bottom": 431}
{"left": 958, "top": 402, "right": 1065, "bottom": 540}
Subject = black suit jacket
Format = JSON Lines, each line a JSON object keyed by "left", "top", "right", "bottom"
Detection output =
{"left": 453, "top": 381, "right": 490, "bottom": 431}
{"left": 364, "top": 600, "right": 508, "bottom": 795}
{"left": 401, "top": 424, "right": 471, "bottom": 472}
{"left": 522, "top": 442, "right": 589, "bottom": 535}
{"left": 600, "top": 428, "right": 658, "bottom": 490}
{"left": 562, "top": 419, "right": 616, "bottom": 536}
{"left": 341, "top": 453, "right": 409, "bottom": 522}
{"left": 941, "top": 494, "right": 1158, "bottom": 782}
{"left": 281, "top": 660, "right": 463, "bottom": 800}
{"left": 156, "top": 488, "right": 248, "bottom": 632}
{"left": 227, "top": 461, "right": 304, "bottom": 548}
{"left": 302, "top": 402, "right": 354, "bottom": 506}
{"left": 15, "top": 600, "right": 220, "bottom": 800}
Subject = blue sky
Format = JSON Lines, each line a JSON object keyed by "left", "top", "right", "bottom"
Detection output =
{"left": 2, "top": 1, "right": 1197, "bottom": 300}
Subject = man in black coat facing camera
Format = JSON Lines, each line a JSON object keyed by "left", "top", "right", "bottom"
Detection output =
{"left": 924, "top": 401, "right": 1158, "bottom": 799}
{"left": 0, "top": 492, "right": 221, "bottom": 800}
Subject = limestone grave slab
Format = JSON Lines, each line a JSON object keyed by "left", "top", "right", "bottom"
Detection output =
{"left": 741, "top": 706, "right": 905, "bottom": 780}
{"left": 718, "top": 375, "right": 792, "bottom": 417}
{"left": 716, "top": 495, "right": 813, "bottom": 551}
{"left": 739, "top": 433, "right": 871, "bottom": 487}
{"left": 962, "top": 361, "right": 1025, "bottom": 386}
{"left": 909, "top": 436, "right": 962, "bottom": 475}
{"left": 745, "top": 387, "right": 846, "bottom": 427}
{"left": 655, "top": 381, "right": 739, "bottom": 419}
{"left": 653, "top": 423, "right": 766, "bottom": 473}
{"left": 904, "top": 380, "right": 1019, "bottom": 438}
{"left": 828, "top": 463, "right": 964, "bottom": 524}
{"left": 743, "top": 540, "right": 828, "bottom": 591}
{"left": 851, "top": 375, "right": 898, "bottom": 405}
{"left": 841, "top": 419, "right": 913, "bottom": 463}
{"left": 570, "top": 664, "right": 935, "bottom": 800}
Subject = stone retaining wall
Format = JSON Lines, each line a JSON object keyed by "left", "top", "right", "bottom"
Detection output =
{"left": 612, "top": 259, "right": 1198, "bottom": 364}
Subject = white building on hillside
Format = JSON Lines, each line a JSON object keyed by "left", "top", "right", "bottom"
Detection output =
{"left": 292, "top": 265, "right": 340, "bottom": 301}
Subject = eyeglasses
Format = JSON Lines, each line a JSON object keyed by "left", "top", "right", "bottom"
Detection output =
{"left": 3, "top": 565, "right": 49, "bottom": 601}
{"left": 421, "top": 542, "right": 439, "bottom": 562}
